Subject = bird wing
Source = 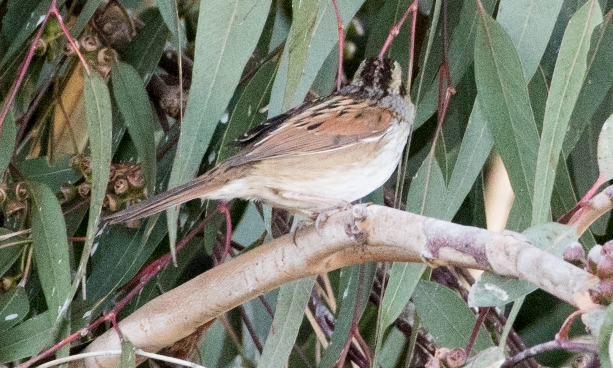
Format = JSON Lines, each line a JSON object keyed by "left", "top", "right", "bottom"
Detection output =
{"left": 230, "top": 95, "right": 395, "bottom": 165}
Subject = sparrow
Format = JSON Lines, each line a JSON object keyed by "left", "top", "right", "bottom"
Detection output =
{"left": 104, "top": 57, "right": 415, "bottom": 225}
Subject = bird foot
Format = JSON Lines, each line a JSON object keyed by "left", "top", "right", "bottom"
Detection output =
{"left": 312, "top": 202, "right": 369, "bottom": 243}
{"left": 343, "top": 204, "right": 369, "bottom": 244}
{"left": 313, "top": 200, "right": 351, "bottom": 236}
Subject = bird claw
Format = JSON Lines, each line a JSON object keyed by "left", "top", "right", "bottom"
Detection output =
{"left": 344, "top": 204, "right": 369, "bottom": 243}
{"left": 313, "top": 200, "right": 351, "bottom": 236}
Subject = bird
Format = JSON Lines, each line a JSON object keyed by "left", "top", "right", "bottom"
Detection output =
{"left": 104, "top": 57, "right": 415, "bottom": 225}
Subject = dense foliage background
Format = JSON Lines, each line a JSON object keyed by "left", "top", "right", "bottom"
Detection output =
{"left": 0, "top": 0, "right": 612, "bottom": 367}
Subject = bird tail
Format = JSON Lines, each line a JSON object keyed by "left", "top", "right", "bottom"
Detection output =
{"left": 103, "top": 174, "right": 217, "bottom": 225}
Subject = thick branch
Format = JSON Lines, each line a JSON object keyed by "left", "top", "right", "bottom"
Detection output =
{"left": 72, "top": 205, "right": 599, "bottom": 368}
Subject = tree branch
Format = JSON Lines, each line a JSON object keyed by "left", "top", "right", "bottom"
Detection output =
{"left": 72, "top": 204, "right": 600, "bottom": 368}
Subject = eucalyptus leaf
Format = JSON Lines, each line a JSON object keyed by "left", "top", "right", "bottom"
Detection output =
{"left": 29, "top": 181, "right": 71, "bottom": 320}
{"left": 533, "top": 0, "right": 603, "bottom": 224}
{"left": 111, "top": 62, "right": 157, "bottom": 192}
{"left": 0, "top": 108, "right": 15, "bottom": 175}
{"left": 414, "top": 280, "right": 493, "bottom": 351}
{"left": 258, "top": 277, "right": 315, "bottom": 368}
{"left": 598, "top": 112, "right": 613, "bottom": 181}
{"left": 474, "top": 12, "right": 540, "bottom": 225}
{"left": 166, "top": 0, "right": 271, "bottom": 247}
{"left": 0, "top": 287, "right": 29, "bottom": 331}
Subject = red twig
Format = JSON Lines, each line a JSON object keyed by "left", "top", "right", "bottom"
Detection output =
{"left": 378, "top": 1, "right": 418, "bottom": 60}
{"left": 0, "top": 0, "right": 89, "bottom": 137}
{"left": 556, "top": 310, "right": 583, "bottom": 340}
{"left": 331, "top": 0, "right": 345, "bottom": 90}
{"left": 558, "top": 163, "right": 613, "bottom": 224}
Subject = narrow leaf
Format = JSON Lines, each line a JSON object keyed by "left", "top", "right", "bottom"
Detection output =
{"left": 122, "top": 8, "right": 168, "bottom": 81}
{"left": 497, "top": 0, "right": 563, "bottom": 80}
{"left": 413, "top": 280, "right": 493, "bottom": 351}
{"left": 155, "top": 0, "right": 180, "bottom": 46}
{"left": 76, "top": 70, "right": 112, "bottom": 307}
{"left": 0, "top": 108, "right": 15, "bottom": 175}
{"left": 0, "top": 312, "right": 54, "bottom": 362}
{"left": 414, "top": 0, "right": 497, "bottom": 128}
{"left": 319, "top": 264, "right": 376, "bottom": 368}
{"left": 563, "top": 10, "right": 613, "bottom": 155}
{"left": 29, "top": 181, "right": 71, "bottom": 320}
{"left": 166, "top": 0, "right": 271, "bottom": 245}
{"left": 18, "top": 155, "right": 81, "bottom": 193}
{"left": 0, "top": 228, "right": 25, "bottom": 277}
{"left": 111, "top": 62, "right": 157, "bottom": 192}
{"left": 258, "top": 277, "right": 315, "bottom": 368}
{"left": 0, "top": 287, "right": 29, "bottom": 331}
{"left": 407, "top": 153, "right": 448, "bottom": 219}
{"left": 533, "top": 0, "right": 603, "bottom": 224}
{"left": 598, "top": 304, "right": 613, "bottom": 368}
{"left": 269, "top": 0, "right": 364, "bottom": 115}
{"left": 598, "top": 112, "right": 613, "bottom": 181}
{"left": 218, "top": 58, "right": 277, "bottom": 162}
{"left": 118, "top": 339, "right": 136, "bottom": 368}
{"left": 444, "top": 100, "right": 494, "bottom": 219}
{"left": 474, "top": 12, "right": 540, "bottom": 226}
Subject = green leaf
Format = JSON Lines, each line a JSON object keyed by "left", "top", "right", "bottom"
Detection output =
{"left": 365, "top": 0, "right": 412, "bottom": 65}
{"left": 444, "top": 100, "right": 494, "bottom": 219}
{"left": 474, "top": 12, "right": 540, "bottom": 226}
{"left": 0, "top": 287, "right": 29, "bottom": 331}
{"left": 29, "top": 181, "right": 71, "bottom": 320}
{"left": 407, "top": 152, "right": 448, "bottom": 218}
{"left": 533, "top": 0, "right": 603, "bottom": 224}
{"left": 373, "top": 263, "right": 425, "bottom": 368}
{"left": 155, "top": 0, "right": 180, "bottom": 48}
{"left": 0, "top": 108, "right": 15, "bottom": 175}
{"left": 218, "top": 58, "right": 277, "bottom": 162}
{"left": 121, "top": 8, "right": 168, "bottom": 80}
{"left": 0, "top": 228, "right": 26, "bottom": 277}
{"left": 200, "top": 320, "right": 227, "bottom": 367}
{"left": 269, "top": 0, "right": 364, "bottom": 114}
{"left": 497, "top": 0, "right": 564, "bottom": 80}
{"left": 117, "top": 339, "right": 136, "bottom": 368}
{"left": 69, "top": 0, "right": 101, "bottom": 38}
{"left": 0, "top": 312, "right": 55, "bottom": 362}
{"left": 598, "top": 112, "right": 613, "bottom": 181}
{"left": 166, "top": 0, "right": 271, "bottom": 246}
{"left": 413, "top": 280, "right": 493, "bottom": 351}
{"left": 465, "top": 346, "right": 506, "bottom": 368}
{"left": 76, "top": 70, "right": 112, "bottom": 309}
{"left": 87, "top": 216, "right": 168, "bottom": 306}
{"left": 319, "top": 263, "right": 376, "bottom": 368}
{"left": 375, "top": 144, "right": 449, "bottom": 365}
{"left": 414, "top": 0, "right": 497, "bottom": 128}
{"left": 599, "top": 303, "right": 613, "bottom": 368}
{"left": 376, "top": 327, "right": 407, "bottom": 368}
{"left": 563, "top": 10, "right": 613, "bottom": 155}
{"left": 18, "top": 155, "right": 82, "bottom": 193}
{"left": 111, "top": 62, "right": 157, "bottom": 192}
{"left": 0, "top": 0, "right": 49, "bottom": 72}
{"left": 258, "top": 277, "right": 315, "bottom": 368}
